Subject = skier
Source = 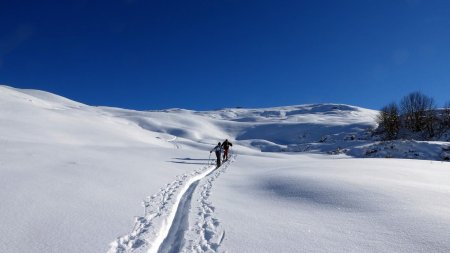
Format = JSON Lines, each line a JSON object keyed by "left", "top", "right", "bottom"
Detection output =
{"left": 210, "top": 142, "right": 222, "bottom": 167}
{"left": 221, "top": 139, "right": 233, "bottom": 160}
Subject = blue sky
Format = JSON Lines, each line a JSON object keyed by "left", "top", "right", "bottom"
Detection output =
{"left": 1, "top": 0, "right": 449, "bottom": 110}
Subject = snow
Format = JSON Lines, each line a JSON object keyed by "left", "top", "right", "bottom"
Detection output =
{"left": 1, "top": 84, "right": 449, "bottom": 253}
{"left": 0, "top": 86, "right": 209, "bottom": 252}
{"left": 212, "top": 154, "right": 450, "bottom": 252}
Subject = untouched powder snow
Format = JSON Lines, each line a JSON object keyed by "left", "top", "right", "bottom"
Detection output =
{"left": 211, "top": 154, "right": 450, "bottom": 252}
{"left": 1, "top": 85, "right": 450, "bottom": 253}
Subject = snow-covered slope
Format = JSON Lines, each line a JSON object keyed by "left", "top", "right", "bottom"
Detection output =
{"left": 99, "top": 103, "right": 379, "bottom": 153}
{"left": 212, "top": 154, "right": 450, "bottom": 253}
{"left": 0, "top": 85, "right": 211, "bottom": 252}
{"left": 1, "top": 85, "right": 449, "bottom": 253}
{"left": 0, "top": 86, "right": 171, "bottom": 146}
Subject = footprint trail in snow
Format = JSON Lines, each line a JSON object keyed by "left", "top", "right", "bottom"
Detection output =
{"left": 181, "top": 156, "right": 233, "bottom": 253}
{"left": 108, "top": 155, "right": 234, "bottom": 253}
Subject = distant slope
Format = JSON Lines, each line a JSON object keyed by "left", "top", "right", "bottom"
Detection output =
{"left": 3, "top": 84, "right": 448, "bottom": 161}
{"left": 101, "top": 103, "right": 379, "bottom": 154}
{"left": 0, "top": 85, "right": 169, "bottom": 146}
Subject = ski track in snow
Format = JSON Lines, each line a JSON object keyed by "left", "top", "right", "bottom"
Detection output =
{"left": 157, "top": 181, "right": 200, "bottom": 253}
{"left": 181, "top": 156, "right": 234, "bottom": 253}
{"left": 108, "top": 156, "right": 234, "bottom": 253}
{"left": 167, "top": 136, "right": 182, "bottom": 149}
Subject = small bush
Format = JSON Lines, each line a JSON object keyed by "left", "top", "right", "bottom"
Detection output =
{"left": 400, "top": 91, "right": 436, "bottom": 133}
{"left": 443, "top": 102, "right": 450, "bottom": 129}
{"left": 377, "top": 92, "right": 447, "bottom": 141}
{"left": 377, "top": 103, "right": 400, "bottom": 140}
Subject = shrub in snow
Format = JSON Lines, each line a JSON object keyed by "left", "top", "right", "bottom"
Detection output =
{"left": 377, "top": 103, "right": 400, "bottom": 140}
{"left": 437, "top": 103, "right": 450, "bottom": 137}
{"left": 328, "top": 147, "right": 348, "bottom": 155}
{"left": 376, "top": 92, "right": 450, "bottom": 141}
{"left": 400, "top": 91, "right": 436, "bottom": 134}
{"left": 442, "top": 146, "right": 450, "bottom": 161}
{"left": 319, "top": 135, "right": 328, "bottom": 143}
{"left": 365, "top": 148, "right": 378, "bottom": 156}
{"left": 440, "top": 151, "right": 450, "bottom": 161}
{"left": 344, "top": 134, "right": 356, "bottom": 141}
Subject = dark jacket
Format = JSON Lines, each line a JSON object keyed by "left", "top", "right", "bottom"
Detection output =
{"left": 211, "top": 145, "right": 222, "bottom": 154}
{"left": 221, "top": 140, "right": 233, "bottom": 149}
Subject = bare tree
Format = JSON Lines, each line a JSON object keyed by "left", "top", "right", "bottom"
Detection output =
{"left": 424, "top": 104, "right": 438, "bottom": 138}
{"left": 443, "top": 102, "right": 450, "bottom": 129}
{"left": 377, "top": 103, "right": 400, "bottom": 140}
{"left": 400, "top": 91, "right": 436, "bottom": 133}
{"left": 434, "top": 102, "right": 450, "bottom": 138}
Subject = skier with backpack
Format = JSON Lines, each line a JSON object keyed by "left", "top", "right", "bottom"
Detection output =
{"left": 210, "top": 142, "right": 222, "bottom": 167}
{"left": 221, "top": 139, "right": 233, "bottom": 161}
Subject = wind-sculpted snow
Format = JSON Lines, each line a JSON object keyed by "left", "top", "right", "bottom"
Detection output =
{"left": 195, "top": 104, "right": 371, "bottom": 122}
{"left": 236, "top": 122, "right": 373, "bottom": 145}
{"left": 259, "top": 175, "right": 383, "bottom": 212}
{"left": 211, "top": 154, "right": 450, "bottom": 253}
{"left": 0, "top": 85, "right": 171, "bottom": 146}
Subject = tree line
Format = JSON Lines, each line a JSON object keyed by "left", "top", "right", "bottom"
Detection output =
{"left": 377, "top": 91, "right": 450, "bottom": 141}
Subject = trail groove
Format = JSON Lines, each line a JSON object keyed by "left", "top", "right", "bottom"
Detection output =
{"left": 108, "top": 156, "right": 234, "bottom": 253}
